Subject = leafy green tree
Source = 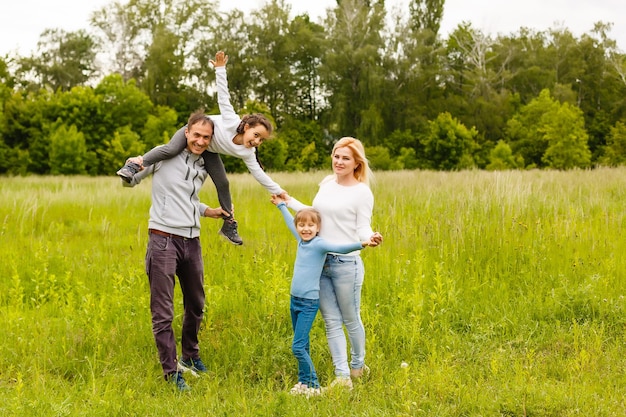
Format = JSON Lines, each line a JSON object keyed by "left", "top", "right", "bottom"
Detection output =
{"left": 492, "top": 29, "right": 554, "bottom": 103}
{"left": 1, "top": 90, "right": 52, "bottom": 173}
{"left": 382, "top": 129, "right": 423, "bottom": 164}
{"left": 366, "top": 145, "right": 401, "bottom": 171}
{"left": 507, "top": 89, "right": 591, "bottom": 169}
{"left": 7, "top": 149, "right": 32, "bottom": 175}
{"left": 90, "top": 1, "right": 146, "bottom": 81}
{"left": 269, "top": 117, "right": 326, "bottom": 171}
{"left": 258, "top": 136, "right": 289, "bottom": 172}
{"left": 0, "top": 56, "right": 14, "bottom": 89}
{"left": 383, "top": 5, "right": 442, "bottom": 143}
{"left": 486, "top": 140, "right": 524, "bottom": 170}
{"left": 141, "top": 106, "right": 179, "bottom": 150}
{"left": 0, "top": 67, "right": 11, "bottom": 169}
{"left": 322, "top": 0, "right": 386, "bottom": 142}
{"left": 0, "top": 137, "right": 9, "bottom": 173}
{"left": 195, "top": 9, "right": 252, "bottom": 113}
{"left": 17, "top": 29, "right": 97, "bottom": 92}
{"left": 421, "top": 112, "right": 479, "bottom": 170}
{"left": 294, "top": 142, "right": 319, "bottom": 171}
{"left": 506, "top": 89, "right": 560, "bottom": 168}
{"left": 396, "top": 147, "right": 421, "bottom": 170}
{"left": 443, "top": 25, "right": 517, "bottom": 155}
{"left": 43, "top": 86, "right": 105, "bottom": 152}
{"left": 409, "top": 0, "right": 444, "bottom": 34}
{"left": 246, "top": 0, "right": 295, "bottom": 123}
{"left": 541, "top": 102, "right": 591, "bottom": 169}
{"left": 48, "top": 123, "right": 88, "bottom": 174}
{"left": 95, "top": 74, "right": 154, "bottom": 134}
{"left": 287, "top": 14, "right": 327, "bottom": 121}
{"left": 97, "top": 125, "right": 145, "bottom": 173}
{"left": 600, "top": 121, "right": 626, "bottom": 166}
{"left": 91, "top": 0, "right": 218, "bottom": 111}
{"left": 403, "top": 0, "right": 446, "bottom": 117}
{"left": 141, "top": 25, "right": 185, "bottom": 108}
{"left": 574, "top": 34, "right": 614, "bottom": 158}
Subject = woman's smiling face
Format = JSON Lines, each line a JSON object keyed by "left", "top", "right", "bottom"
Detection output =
{"left": 332, "top": 146, "right": 357, "bottom": 178}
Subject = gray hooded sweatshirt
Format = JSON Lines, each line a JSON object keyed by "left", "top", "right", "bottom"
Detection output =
{"left": 123, "top": 147, "right": 210, "bottom": 238}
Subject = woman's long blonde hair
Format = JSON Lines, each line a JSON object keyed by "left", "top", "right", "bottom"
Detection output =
{"left": 332, "top": 137, "right": 373, "bottom": 185}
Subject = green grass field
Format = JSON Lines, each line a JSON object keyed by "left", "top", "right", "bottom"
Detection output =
{"left": 1, "top": 169, "right": 625, "bottom": 416}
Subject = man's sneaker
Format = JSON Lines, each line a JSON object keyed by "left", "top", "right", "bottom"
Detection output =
{"left": 179, "top": 357, "right": 208, "bottom": 375}
{"left": 116, "top": 161, "right": 142, "bottom": 183}
{"left": 219, "top": 218, "right": 243, "bottom": 245}
{"left": 329, "top": 376, "right": 353, "bottom": 390}
{"left": 166, "top": 371, "right": 191, "bottom": 392}
{"left": 350, "top": 364, "right": 370, "bottom": 379}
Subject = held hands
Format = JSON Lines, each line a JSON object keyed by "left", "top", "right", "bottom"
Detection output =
{"left": 270, "top": 194, "right": 286, "bottom": 206}
{"left": 209, "top": 51, "right": 228, "bottom": 68}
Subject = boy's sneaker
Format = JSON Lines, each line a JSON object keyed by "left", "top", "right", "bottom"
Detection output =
{"left": 179, "top": 357, "right": 208, "bottom": 376}
{"left": 166, "top": 371, "right": 191, "bottom": 392}
{"left": 116, "top": 161, "right": 142, "bottom": 183}
{"left": 219, "top": 218, "right": 243, "bottom": 245}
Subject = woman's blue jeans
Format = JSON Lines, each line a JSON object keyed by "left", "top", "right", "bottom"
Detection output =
{"left": 319, "top": 254, "right": 365, "bottom": 378}
{"left": 290, "top": 296, "right": 321, "bottom": 388}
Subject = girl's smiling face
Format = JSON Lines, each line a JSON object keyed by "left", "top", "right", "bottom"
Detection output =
{"left": 296, "top": 219, "right": 319, "bottom": 242}
{"left": 241, "top": 124, "right": 270, "bottom": 148}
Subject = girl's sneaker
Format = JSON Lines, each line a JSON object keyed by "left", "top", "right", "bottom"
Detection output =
{"left": 289, "top": 382, "right": 323, "bottom": 397}
{"left": 289, "top": 382, "right": 309, "bottom": 395}
{"left": 219, "top": 218, "right": 243, "bottom": 245}
{"left": 116, "top": 162, "right": 142, "bottom": 183}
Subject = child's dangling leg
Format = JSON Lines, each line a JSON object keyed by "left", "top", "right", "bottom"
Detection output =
{"left": 202, "top": 151, "right": 243, "bottom": 245}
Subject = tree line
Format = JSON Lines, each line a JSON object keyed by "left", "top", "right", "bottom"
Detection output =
{"left": 1, "top": 0, "right": 625, "bottom": 175}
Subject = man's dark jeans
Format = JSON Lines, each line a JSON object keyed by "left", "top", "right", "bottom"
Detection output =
{"left": 146, "top": 232, "right": 205, "bottom": 377}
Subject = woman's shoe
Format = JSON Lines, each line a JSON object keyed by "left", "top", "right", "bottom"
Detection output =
{"left": 350, "top": 364, "right": 370, "bottom": 379}
{"left": 329, "top": 376, "right": 353, "bottom": 390}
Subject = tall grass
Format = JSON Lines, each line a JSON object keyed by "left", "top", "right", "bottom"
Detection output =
{"left": 1, "top": 169, "right": 625, "bottom": 416}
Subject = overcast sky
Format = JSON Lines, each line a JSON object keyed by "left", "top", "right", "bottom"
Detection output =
{"left": 0, "top": 0, "right": 624, "bottom": 56}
